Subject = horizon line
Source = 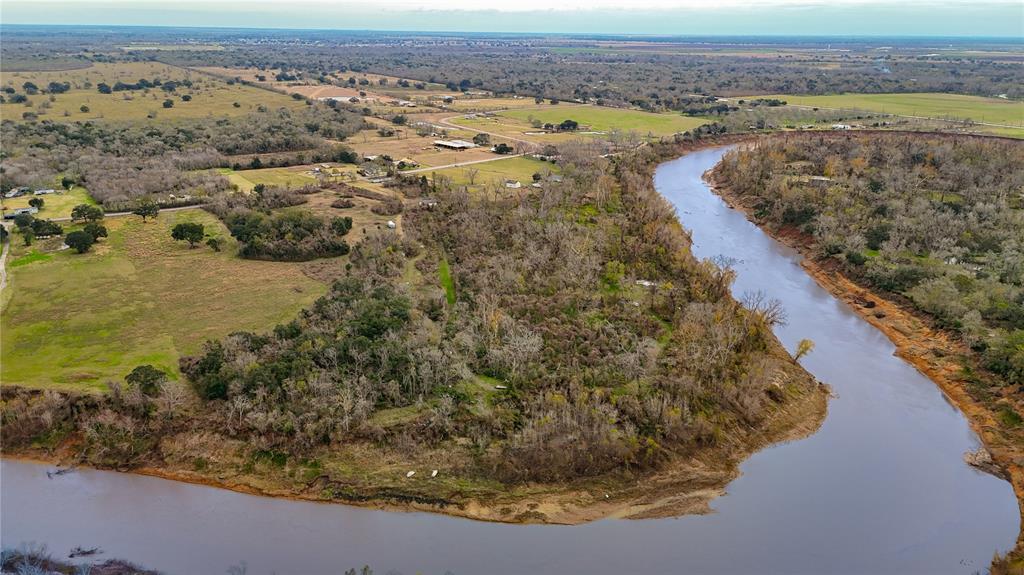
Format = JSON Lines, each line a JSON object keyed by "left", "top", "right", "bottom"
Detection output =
{"left": 2, "top": 22, "right": 1022, "bottom": 41}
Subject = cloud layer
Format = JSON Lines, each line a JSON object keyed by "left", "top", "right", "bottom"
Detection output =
{"left": 3, "top": 0, "right": 1022, "bottom": 36}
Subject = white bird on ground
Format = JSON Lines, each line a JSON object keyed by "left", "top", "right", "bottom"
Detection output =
{"left": 406, "top": 471, "right": 415, "bottom": 478}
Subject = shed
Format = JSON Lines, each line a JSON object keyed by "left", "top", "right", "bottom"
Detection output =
{"left": 434, "top": 139, "right": 477, "bottom": 150}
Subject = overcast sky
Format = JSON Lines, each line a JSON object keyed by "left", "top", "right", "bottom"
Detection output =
{"left": 3, "top": 0, "right": 1022, "bottom": 36}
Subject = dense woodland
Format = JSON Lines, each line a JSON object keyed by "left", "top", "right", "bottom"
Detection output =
{"left": 234, "top": 46, "right": 1024, "bottom": 108}
{"left": 2, "top": 141, "right": 816, "bottom": 486}
{"left": 206, "top": 185, "right": 354, "bottom": 261}
{"left": 713, "top": 133, "right": 1024, "bottom": 401}
{"left": 0, "top": 104, "right": 364, "bottom": 209}
{"left": 3, "top": 27, "right": 1022, "bottom": 111}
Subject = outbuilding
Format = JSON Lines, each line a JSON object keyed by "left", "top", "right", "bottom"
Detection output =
{"left": 434, "top": 139, "right": 477, "bottom": 150}
{"left": 3, "top": 207, "right": 38, "bottom": 220}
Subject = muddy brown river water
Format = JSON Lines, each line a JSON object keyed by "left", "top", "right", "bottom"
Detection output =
{"left": 2, "top": 146, "right": 1018, "bottom": 574}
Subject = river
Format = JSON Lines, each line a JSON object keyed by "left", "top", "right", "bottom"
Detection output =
{"left": 1, "top": 146, "right": 1018, "bottom": 574}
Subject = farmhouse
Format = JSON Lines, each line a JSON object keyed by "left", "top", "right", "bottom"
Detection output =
{"left": 504, "top": 180, "right": 522, "bottom": 189}
{"left": 434, "top": 139, "right": 477, "bottom": 150}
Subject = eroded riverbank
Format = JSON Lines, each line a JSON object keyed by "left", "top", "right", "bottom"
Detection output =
{"left": 2, "top": 144, "right": 1018, "bottom": 574}
{"left": 705, "top": 165, "right": 1024, "bottom": 557}
{"left": 0, "top": 380, "right": 826, "bottom": 529}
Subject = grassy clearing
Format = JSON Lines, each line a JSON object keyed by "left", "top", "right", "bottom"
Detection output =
{"left": 428, "top": 156, "right": 560, "bottom": 188}
{"left": 8, "top": 251, "right": 52, "bottom": 268}
{"left": 500, "top": 105, "right": 708, "bottom": 136}
{"left": 444, "top": 97, "right": 542, "bottom": 112}
{"left": 438, "top": 257, "right": 456, "bottom": 305}
{"left": 1, "top": 187, "right": 96, "bottom": 220}
{"left": 452, "top": 115, "right": 584, "bottom": 143}
{"left": 1, "top": 210, "right": 326, "bottom": 390}
{"left": 762, "top": 92, "right": 1024, "bottom": 129}
{"left": 217, "top": 167, "right": 318, "bottom": 192}
{"left": 0, "top": 62, "right": 302, "bottom": 123}
{"left": 350, "top": 127, "right": 502, "bottom": 168}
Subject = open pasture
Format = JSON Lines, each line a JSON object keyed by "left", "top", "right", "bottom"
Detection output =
{"left": 450, "top": 114, "right": 585, "bottom": 144}
{"left": 350, "top": 127, "right": 510, "bottom": 168}
{"left": 761, "top": 92, "right": 1024, "bottom": 133}
{"left": 0, "top": 62, "right": 303, "bottom": 123}
{"left": 442, "top": 97, "right": 543, "bottom": 112}
{"left": 426, "top": 155, "right": 559, "bottom": 189}
{"left": 217, "top": 166, "right": 319, "bottom": 192}
{"left": 1, "top": 187, "right": 96, "bottom": 220}
{"left": 1, "top": 209, "right": 326, "bottom": 390}
{"left": 499, "top": 104, "right": 708, "bottom": 136}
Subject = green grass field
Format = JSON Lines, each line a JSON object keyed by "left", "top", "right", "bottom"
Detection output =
{"left": 429, "top": 156, "right": 559, "bottom": 188}
{"left": 1, "top": 187, "right": 96, "bottom": 220}
{"left": 499, "top": 105, "right": 707, "bottom": 136}
{"left": 0, "top": 62, "right": 302, "bottom": 123}
{"left": 1, "top": 209, "right": 326, "bottom": 390}
{"left": 438, "top": 257, "right": 456, "bottom": 305}
{"left": 763, "top": 93, "right": 1024, "bottom": 132}
{"left": 217, "top": 167, "right": 318, "bottom": 192}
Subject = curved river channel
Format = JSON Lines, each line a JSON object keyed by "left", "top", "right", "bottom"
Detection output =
{"left": 2, "top": 147, "right": 1018, "bottom": 574}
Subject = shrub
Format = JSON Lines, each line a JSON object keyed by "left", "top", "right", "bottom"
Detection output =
{"left": 84, "top": 222, "right": 108, "bottom": 241}
{"left": 171, "top": 222, "right": 205, "bottom": 248}
{"left": 65, "top": 230, "right": 95, "bottom": 253}
{"left": 125, "top": 365, "right": 168, "bottom": 397}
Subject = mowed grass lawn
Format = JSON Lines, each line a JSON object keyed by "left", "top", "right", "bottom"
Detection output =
{"left": 500, "top": 105, "right": 707, "bottom": 136}
{"left": 217, "top": 167, "right": 318, "bottom": 192}
{"left": 1, "top": 187, "right": 96, "bottom": 220}
{"left": 1, "top": 210, "right": 326, "bottom": 391}
{"left": 429, "top": 156, "right": 559, "bottom": 188}
{"left": 763, "top": 93, "right": 1024, "bottom": 128}
{"left": 0, "top": 62, "right": 302, "bottom": 123}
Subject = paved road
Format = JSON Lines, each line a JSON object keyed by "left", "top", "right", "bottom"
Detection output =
{"left": 405, "top": 153, "right": 527, "bottom": 174}
{"left": 0, "top": 222, "right": 10, "bottom": 292}
{"left": 48, "top": 203, "right": 206, "bottom": 222}
{"left": 0, "top": 205, "right": 205, "bottom": 292}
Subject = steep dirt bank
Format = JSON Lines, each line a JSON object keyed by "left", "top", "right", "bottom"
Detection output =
{"left": 705, "top": 170, "right": 1024, "bottom": 556}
